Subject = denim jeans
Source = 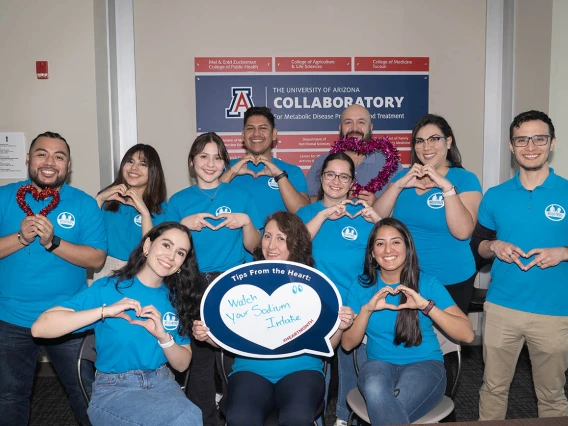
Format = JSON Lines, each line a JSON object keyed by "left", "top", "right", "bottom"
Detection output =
{"left": 358, "top": 359, "right": 445, "bottom": 425}
{"left": 88, "top": 364, "right": 202, "bottom": 426}
{"left": 0, "top": 320, "right": 92, "bottom": 426}
{"left": 336, "top": 344, "right": 367, "bottom": 422}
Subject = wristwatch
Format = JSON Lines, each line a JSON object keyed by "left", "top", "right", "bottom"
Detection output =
{"left": 46, "top": 235, "right": 61, "bottom": 252}
{"left": 442, "top": 186, "right": 458, "bottom": 198}
{"left": 274, "top": 171, "right": 288, "bottom": 183}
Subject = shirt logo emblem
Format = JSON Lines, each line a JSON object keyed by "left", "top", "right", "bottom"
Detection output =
{"left": 545, "top": 204, "right": 565, "bottom": 222}
{"left": 134, "top": 214, "right": 142, "bottom": 227}
{"left": 342, "top": 226, "right": 358, "bottom": 241}
{"left": 162, "top": 312, "right": 179, "bottom": 331}
{"left": 267, "top": 178, "right": 279, "bottom": 190}
{"left": 216, "top": 206, "right": 232, "bottom": 215}
{"left": 57, "top": 212, "right": 75, "bottom": 229}
{"left": 427, "top": 193, "right": 445, "bottom": 209}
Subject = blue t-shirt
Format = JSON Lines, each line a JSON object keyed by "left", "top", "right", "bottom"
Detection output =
{"left": 296, "top": 201, "right": 374, "bottom": 301}
{"left": 61, "top": 275, "right": 190, "bottom": 373}
{"left": 228, "top": 157, "right": 307, "bottom": 222}
{"left": 477, "top": 170, "right": 568, "bottom": 316}
{"left": 231, "top": 354, "right": 323, "bottom": 384}
{"left": 346, "top": 273, "right": 454, "bottom": 364}
{"left": 167, "top": 183, "right": 262, "bottom": 272}
{"left": 0, "top": 180, "right": 107, "bottom": 327}
{"left": 391, "top": 167, "right": 482, "bottom": 284}
{"left": 307, "top": 150, "right": 403, "bottom": 198}
{"left": 102, "top": 201, "right": 168, "bottom": 261}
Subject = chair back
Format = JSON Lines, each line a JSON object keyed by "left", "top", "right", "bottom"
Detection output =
{"left": 77, "top": 333, "right": 96, "bottom": 403}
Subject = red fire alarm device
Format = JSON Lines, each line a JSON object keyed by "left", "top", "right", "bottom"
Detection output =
{"left": 36, "top": 61, "right": 48, "bottom": 79}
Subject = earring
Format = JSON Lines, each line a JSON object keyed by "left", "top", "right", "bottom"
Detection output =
{"left": 176, "top": 269, "right": 181, "bottom": 274}
{"left": 144, "top": 251, "right": 148, "bottom": 257}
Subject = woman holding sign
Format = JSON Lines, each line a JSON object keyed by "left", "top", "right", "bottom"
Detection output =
{"left": 31, "top": 222, "right": 203, "bottom": 426}
{"left": 193, "top": 211, "right": 354, "bottom": 426}
{"left": 342, "top": 218, "right": 473, "bottom": 425}
{"left": 297, "top": 152, "right": 380, "bottom": 425}
{"left": 168, "top": 132, "right": 262, "bottom": 426}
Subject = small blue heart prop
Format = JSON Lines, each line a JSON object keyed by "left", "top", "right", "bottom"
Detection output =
{"left": 201, "top": 260, "right": 342, "bottom": 358}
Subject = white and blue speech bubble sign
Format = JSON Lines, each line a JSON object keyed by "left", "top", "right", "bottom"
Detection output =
{"left": 201, "top": 260, "right": 342, "bottom": 358}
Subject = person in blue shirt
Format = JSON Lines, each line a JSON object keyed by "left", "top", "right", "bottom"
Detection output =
{"left": 472, "top": 110, "right": 568, "bottom": 420}
{"left": 220, "top": 106, "right": 309, "bottom": 219}
{"left": 373, "top": 114, "right": 482, "bottom": 314}
{"left": 298, "top": 151, "right": 379, "bottom": 425}
{"left": 342, "top": 218, "right": 473, "bottom": 426}
{"left": 0, "top": 132, "right": 107, "bottom": 426}
{"left": 31, "top": 222, "right": 203, "bottom": 426}
{"left": 168, "top": 131, "right": 262, "bottom": 426}
{"left": 95, "top": 144, "right": 168, "bottom": 277}
{"left": 193, "top": 211, "right": 353, "bottom": 426}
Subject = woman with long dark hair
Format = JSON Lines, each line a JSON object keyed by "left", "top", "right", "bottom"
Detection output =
{"left": 95, "top": 144, "right": 168, "bottom": 277}
{"left": 193, "top": 211, "right": 354, "bottom": 426}
{"left": 31, "top": 222, "right": 203, "bottom": 426}
{"left": 373, "top": 114, "right": 482, "bottom": 313}
{"left": 342, "top": 218, "right": 473, "bottom": 425}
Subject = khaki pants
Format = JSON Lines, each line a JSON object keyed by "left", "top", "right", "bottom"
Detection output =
{"left": 479, "top": 301, "right": 568, "bottom": 420}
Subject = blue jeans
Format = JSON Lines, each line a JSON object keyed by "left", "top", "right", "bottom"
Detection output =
{"left": 88, "top": 364, "right": 202, "bottom": 426}
{"left": 0, "top": 320, "right": 92, "bottom": 426}
{"left": 358, "top": 359, "right": 445, "bottom": 425}
{"left": 336, "top": 344, "right": 367, "bottom": 422}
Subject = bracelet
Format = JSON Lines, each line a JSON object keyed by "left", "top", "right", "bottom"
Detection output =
{"left": 274, "top": 171, "right": 288, "bottom": 183}
{"left": 101, "top": 304, "right": 106, "bottom": 322}
{"left": 158, "top": 333, "right": 175, "bottom": 349}
{"left": 17, "top": 232, "right": 28, "bottom": 246}
{"left": 422, "top": 299, "right": 436, "bottom": 315}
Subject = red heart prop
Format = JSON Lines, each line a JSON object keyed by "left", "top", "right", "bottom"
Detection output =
{"left": 16, "top": 184, "right": 60, "bottom": 217}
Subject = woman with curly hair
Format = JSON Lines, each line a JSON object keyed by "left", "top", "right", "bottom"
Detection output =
{"left": 31, "top": 222, "right": 203, "bottom": 426}
{"left": 193, "top": 211, "right": 354, "bottom": 426}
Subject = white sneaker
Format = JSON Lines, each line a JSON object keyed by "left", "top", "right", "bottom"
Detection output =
{"left": 334, "top": 420, "right": 348, "bottom": 426}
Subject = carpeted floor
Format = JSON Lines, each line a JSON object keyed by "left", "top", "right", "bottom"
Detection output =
{"left": 29, "top": 345, "right": 568, "bottom": 425}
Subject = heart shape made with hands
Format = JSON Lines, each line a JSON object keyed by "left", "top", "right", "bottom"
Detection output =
{"left": 244, "top": 158, "right": 272, "bottom": 179}
{"left": 220, "top": 283, "right": 321, "bottom": 350}
{"left": 341, "top": 200, "right": 366, "bottom": 219}
{"left": 202, "top": 214, "right": 229, "bottom": 231}
{"left": 16, "top": 184, "right": 60, "bottom": 217}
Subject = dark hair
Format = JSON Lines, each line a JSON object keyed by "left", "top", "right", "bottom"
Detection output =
{"left": 188, "top": 132, "right": 230, "bottom": 178}
{"left": 411, "top": 114, "right": 462, "bottom": 168}
{"left": 317, "top": 152, "right": 355, "bottom": 201}
{"left": 359, "top": 218, "right": 422, "bottom": 347}
{"left": 101, "top": 144, "right": 166, "bottom": 215}
{"left": 110, "top": 222, "right": 202, "bottom": 337}
{"left": 30, "top": 131, "right": 70, "bottom": 156}
{"left": 253, "top": 211, "right": 314, "bottom": 267}
{"left": 243, "top": 106, "right": 275, "bottom": 129}
{"left": 509, "top": 110, "right": 555, "bottom": 141}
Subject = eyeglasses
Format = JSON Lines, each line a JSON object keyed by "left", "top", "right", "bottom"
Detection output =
{"left": 322, "top": 171, "right": 352, "bottom": 183}
{"left": 511, "top": 135, "right": 551, "bottom": 147}
{"left": 413, "top": 135, "right": 446, "bottom": 149}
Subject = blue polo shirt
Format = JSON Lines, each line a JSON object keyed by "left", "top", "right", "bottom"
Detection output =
{"left": 307, "top": 151, "right": 403, "bottom": 198}
{"left": 167, "top": 183, "right": 262, "bottom": 273}
{"left": 102, "top": 202, "right": 168, "bottom": 261}
{"left": 297, "top": 201, "right": 374, "bottom": 301}
{"left": 61, "top": 275, "right": 190, "bottom": 373}
{"left": 346, "top": 273, "right": 455, "bottom": 364}
{"left": 0, "top": 180, "right": 107, "bottom": 327}
{"left": 478, "top": 169, "right": 568, "bottom": 316}
{"left": 228, "top": 157, "right": 307, "bottom": 221}
{"left": 392, "top": 167, "right": 482, "bottom": 284}
{"left": 231, "top": 354, "right": 323, "bottom": 384}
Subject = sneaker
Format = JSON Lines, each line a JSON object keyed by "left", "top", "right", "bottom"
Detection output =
{"left": 334, "top": 420, "right": 348, "bottom": 426}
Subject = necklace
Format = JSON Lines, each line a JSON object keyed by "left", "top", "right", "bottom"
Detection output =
{"left": 197, "top": 185, "right": 221, "bottom": 202}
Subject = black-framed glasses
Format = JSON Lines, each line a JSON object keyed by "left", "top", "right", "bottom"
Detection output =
{"left": 511, "top": 135, "right": 551, "bottom": 147}
{"left": 322, "top": 171, "right": 352, "bottom": 183}
{"left": 413, "top": 135, "right": 446, "bottom": 149}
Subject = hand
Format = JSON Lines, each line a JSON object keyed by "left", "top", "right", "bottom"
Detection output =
{"left": 96, "top": 184, "right": 129, "bottom": 206}
{"left": 130, "top": 305, "right": 168, "bottom": 341}
{"left": 363, "top": 286, "right": 398, "bottom": 312}
{"left": 319, "top": 203, "right": 348, "bottom": 221}
{"left": 181, "top": 213, "right": 219, "bottom": 231}
{"left": 488, "top": 240, "right": 527, "bottom": 270}
{"left": 253, "top": 155, "right": 281, "bottom": 178}
{"left": 420, "top": 164, "right": 453, "bottom": 192}
{"left": 123, "top": 188, "right": 150, "bottom": 216}
{"left": 33, "top": 215, "right": 55, "bottom": 247}
{"left": 394, "top": 285, "right": 429, "bottom": 310}
{"left": 229, "top": 155, "right": 257, "bottom": 178}
{"left": 345, "top": 199, "right": 381, "bottom": 223}
{"left": 338, "top": 306, "right": 354, "bottom": 331}
{"left": 524, "top": 247, "right": 568, "bottom": 271}
{"left": 356, "top": 190, "right": 376, "bottom": 206}
{"left": 103, "top": 297, "right": 142, "bottom": 322}
{"left": 192, "top": 320, "right": 211, "bottom": 342}
{"left": 19, "top": 216, "right": 37, "bottom": 244}
{"left": 214, "top": 213, "right": 251, "bottom": 230}
{"left": 396, "top": 164, "right": 428, "bottom": 190}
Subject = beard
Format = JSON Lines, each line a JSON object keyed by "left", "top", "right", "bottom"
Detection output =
{"left": 340, "top": 129, "right": 373, "bottom": 141}
{"left": 515, "top": 151, "right": 550, "bottom": 172}
{"left": 28, "top": 168, "right": 67, "bottom": 190}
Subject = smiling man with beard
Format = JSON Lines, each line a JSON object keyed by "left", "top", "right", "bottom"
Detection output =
{"left": 0, "top": 131, "right": 107, "bottom": 426}
{"left": 307, "top": 104, "right": 403, "bottom": 205}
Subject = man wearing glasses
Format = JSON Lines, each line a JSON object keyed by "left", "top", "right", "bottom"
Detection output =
{"left": 472, "top": 110, "right": 568, "bottom": 419}
{"left": 306, "top": 104, "right": 402, "bottom": 204}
